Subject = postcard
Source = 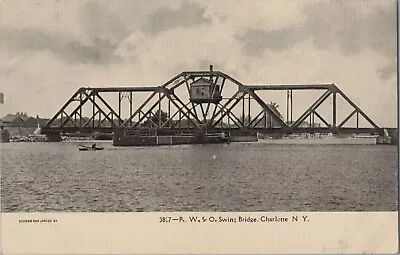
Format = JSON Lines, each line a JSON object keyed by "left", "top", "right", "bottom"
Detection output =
{"left": 0, "top": 0, "right": 398, "bottom": 254}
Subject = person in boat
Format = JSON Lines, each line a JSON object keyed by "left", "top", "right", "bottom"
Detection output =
{"left": 92, "top": 143, "right": 96, "bottom": 148}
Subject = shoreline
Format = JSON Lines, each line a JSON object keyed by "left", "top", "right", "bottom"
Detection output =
{"left": 2, "top": 137, "right": 391, "bottom": 146}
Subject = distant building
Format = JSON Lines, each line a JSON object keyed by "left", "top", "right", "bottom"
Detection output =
{"left": 1, "top": 114, "right": 26, "bottom": 127}
{"left": 36, "top": 116, "right": 51, "bottom": 127}
{"left": 0, "top": 125, "right": 10, "bottom": 142}
{"left": 0, "top": 113, "right": 50, "bottom": 128}
{"left": 25, "top": 117, "right": 38, "bottom": 127}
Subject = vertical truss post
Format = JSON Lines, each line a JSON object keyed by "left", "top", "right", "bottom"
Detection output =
{"left": 287, "top": 89, "right": 293, "bottom": 124}
{"left": 92, "top": 92, "right": 96, "bottom": 127}
{"left": 312, "top": 112, "right": 315, "bottom": 127}
{"left": 332, "top": 92, "right": 337, "bottom": 127}
{"left": 130, "top": 92, "right": 133, "bottom": 126}
{"left": 269, "top": 114, "right": 272, "bottom": 128}
{"left": 242, "top": 96, "right": 245, "bottom": 125}
{"left": 168, "top": 99, "right": 171, "bottom": 128}
{"left": 118, "top": 92, "right": 122, "bottom": 125}
{"left": 79, "top": 92, "right": 82, "bottom": 127}
{"left": 178, "top": 110, "right": 181, "bottom": 128}
{"left": 290, "top": 90, "right": 293, "bottom": 123}
{"left": 286, "top": 89, "right": 293, "bottom": 124}
{"left": 111, "top": 111, "right": 113, "bottom": 126}
{"left": 356, "top": 111, "right": 359, "bottom": 128}
{"left": 248, "top": 95, "right": 251, "bottom": 126}
{"left": 158, "top": 92, "right": 161, "bottom": 127}
{"left": 211, "top": 103, "right": 218, "bottom": 126}
{"left": 199, "top": 104, "right": 206, "bottom": 123}
{"left": 264, "top": 112, "right": 267, "bottom": 127}
{"left": 204, "top": 103, "right": 211, "bottom": 121}
{"left": 286, "top": 90, "right": 289, "bottom": 124}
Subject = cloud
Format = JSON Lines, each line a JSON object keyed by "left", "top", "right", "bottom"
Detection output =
{"left": 235, "top": 26, "right": 307, "bottom": 56}
{"left": 236, "top": 0, "right": 396, "bottom": 79}
{"left": 142, "top": 2, "right": 212, "bottom": 35}
{"left": 377, "top": 62, "right": 397, "bottom": 81}
{"left": 0, "top": 1, "right": 139, "bottom": 65}
{"left": 0, "top": 27, "right": 121, "bottom": 65}
{"left": 0, "top": 1, "right": 214, "bottom": 64}
{"left": 78, "top": 1, "right": 130, "bottom": 45}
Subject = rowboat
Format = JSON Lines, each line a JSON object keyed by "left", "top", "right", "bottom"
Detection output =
{"left": 78, "top": 145, "right": 104, "bottom": 151}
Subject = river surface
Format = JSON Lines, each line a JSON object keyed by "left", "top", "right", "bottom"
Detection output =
{"left": 0, "top": 141, "right": 397, "bottom": 212}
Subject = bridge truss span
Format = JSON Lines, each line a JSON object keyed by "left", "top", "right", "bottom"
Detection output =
{"left": 42, "top": 68, "right": 383, "bottom": 136}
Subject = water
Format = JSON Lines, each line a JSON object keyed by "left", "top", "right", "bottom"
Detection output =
{"left": 1, "top": 142, "right": 397, "bottom": 212}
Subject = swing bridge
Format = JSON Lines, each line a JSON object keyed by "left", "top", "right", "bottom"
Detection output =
{"left": 41, "top": 66, "right": 386, "bottom": 141}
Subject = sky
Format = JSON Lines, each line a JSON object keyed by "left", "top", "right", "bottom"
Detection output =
{"left": 0, "top": 0, "right": 397, "bottom": 127}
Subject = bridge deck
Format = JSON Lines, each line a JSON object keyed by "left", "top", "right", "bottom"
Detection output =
{"left": 41, "top": 127, "right": 384, "bottom": 135}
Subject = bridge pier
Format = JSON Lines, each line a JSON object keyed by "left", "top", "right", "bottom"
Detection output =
{"left": 46, "top": 133, "right": 62, "bottom": 142}
{"left": 387, "top": 128, "right": 398, "bottom": 145}
{"left": 228, "top": 129, "right": 258, "bottom": 142}
{"left": 389, "top": 128, "right": 399, "bottom": 145}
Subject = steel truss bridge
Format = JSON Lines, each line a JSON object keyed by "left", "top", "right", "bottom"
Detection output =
{"left": 42, "top": 68, "right": 384, "bottom": 137}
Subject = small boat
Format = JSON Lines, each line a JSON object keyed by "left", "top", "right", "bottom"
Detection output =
{"left": 78, "top": 144, "right": 104, "bottom": 151}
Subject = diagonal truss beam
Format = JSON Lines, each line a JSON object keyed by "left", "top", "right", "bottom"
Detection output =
{"left": 141, "top": 110, "right": 159, "bottom": 128}
{"left": 160, "top": 102, "right": 192, "bottom": 128}
{"left": 45, "top": 89, "right": 80, "bottom": 127}
{"left": 161, "top": 72, "right": 185, "bottom": 88}
{"left": 160, "top": 87, "right": 202, "bottom": 125}
{"left": 99, "top": 112, "right": 113, "bottom": 126}
{"left": 158, "top": 88, "right": 200, "bottom": 128}
{"left": 247, "top": 90, "right": 288, "bottom": 127}
{"left": 216, "top": 103, "right": 244, "bottom": 127}
{"left": 82, "top": 110, "right": 99, "bottom": 128}
{"left": 338, "top": 109, "right": 357, "bottom": 128}
{"left": 217, "top": 72, "right": 288, "bottom": 128}
{"left": 334, "top": 85, "right": 379, "bottom": 129}
{"left": 122, "top": 91, "right": 157, "bottom": 126}
{"left": 206, "top": 90, "right": 242, "bottom": 127}
{"left": 292, "top": 90, "right": 331, "bottom": 128}
{"left": 248, "top": 110, "right": 265, "bottom": 127}
{"left": 59, "top": 90, "right": 92, "bottom": 127}
{"left": 313, "top": 111, "right": 330, "bottom": 127}
{"left": 81, "top": 91, "right": 116, "bottom": 128}
{"left": 61, "top": 110, "right": 79, "bottom": 127}
{"left": 213, "top": 92, "right": 247, "bottom": 127}
{"left": 133, "top": 93, "right": 167, "bottom": 128}
{"left": 96, "top": 93, "right": 123, "bottom": 125}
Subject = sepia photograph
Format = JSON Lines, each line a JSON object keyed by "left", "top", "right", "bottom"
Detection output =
{"left": 0, "top": 0, "right": 398, "bottom": 253}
